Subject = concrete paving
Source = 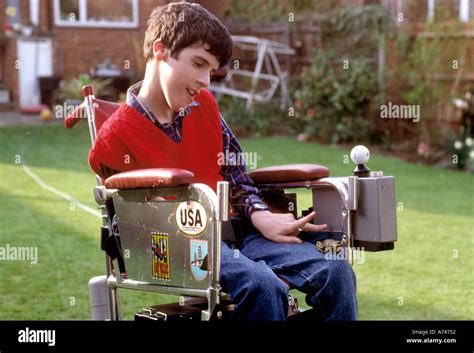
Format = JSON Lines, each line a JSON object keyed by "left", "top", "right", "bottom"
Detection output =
{"left": 0, "top": 111, "right": 61, "bottom": 127}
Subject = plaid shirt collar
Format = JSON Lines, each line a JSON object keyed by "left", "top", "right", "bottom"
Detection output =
{"left": 126, "top": 81, "right": 200, "bottom": 126}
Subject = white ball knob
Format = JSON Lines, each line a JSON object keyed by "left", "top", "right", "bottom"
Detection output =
{"left": 350, "top": 145, "right": 370, "bottom": 165}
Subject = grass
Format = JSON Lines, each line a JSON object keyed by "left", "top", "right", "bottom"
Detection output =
{"left": 0, "top": 123, "right": 473, "bottom": 320}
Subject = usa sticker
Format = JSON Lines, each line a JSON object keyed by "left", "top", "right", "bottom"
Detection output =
{"left": 175, "top": 201, "right": 208, "bottom": 237}
{"left": 190, "top": 239, "right": 208, "bottom": 281}
{"left": 151, "top": 232, "right": 171, "bottom": 280}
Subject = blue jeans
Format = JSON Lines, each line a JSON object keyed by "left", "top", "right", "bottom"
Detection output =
{"left": 219, "top": 230, "right": 358, "bottom": 320}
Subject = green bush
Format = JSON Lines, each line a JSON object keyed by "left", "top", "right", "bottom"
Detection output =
{"left": 223, "top": 4, "right": 396, "bottom": 144}
{"left": 52, "top": 74, "right": 114, "bottom": 103}
{"left": 291, "top": 5, "right": 393, "bottom": 144}
{"left": 293, "top": 52, "right": 378, "bottom": 144}
{"left": 443, "top": 132, "right": 474, "bottom": 172}
{"left": 217, "top": 96, "right": 289, "bottom": 138}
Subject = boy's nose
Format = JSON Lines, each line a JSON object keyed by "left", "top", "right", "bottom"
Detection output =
{"left": 197, "top": 73, "right": 211, "bottom": 88}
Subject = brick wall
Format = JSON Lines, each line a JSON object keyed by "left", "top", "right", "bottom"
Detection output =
{"left": 49, "top": 0, "right": 163, "bottom": 82}
{"left": 39, "top": 0, "right": 52, "bottom": 34}
{"left": 0, "top": 1, "right": 4, "bottom": 27}
{"left": 20, "top": 0, "right": 29, "bottom": 24}
{"left": 47, "top": 0, "right": 235, "bottom": 82}
{"left": 1, "top": 0, "right": 236, "bottom": 109}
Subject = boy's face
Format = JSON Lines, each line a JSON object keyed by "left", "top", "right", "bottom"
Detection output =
{"left": 158, "top": 42, "right": 219, "bottom": 113}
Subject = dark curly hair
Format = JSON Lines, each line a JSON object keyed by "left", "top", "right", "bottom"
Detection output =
{"left": 143, "top": 2, "right": 233, "bottom": 67}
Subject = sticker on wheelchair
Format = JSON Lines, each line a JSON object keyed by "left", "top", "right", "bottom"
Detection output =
{"left": 175, "top": 201, "right": 208, "bottom": 237}
{"left": 151, "top": 232, "right": 171, "bottom": 280}
{"left": 190, "top": 239, "right": 208, "bottom": 281}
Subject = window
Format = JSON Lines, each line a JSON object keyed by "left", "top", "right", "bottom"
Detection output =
{"left": 426, "top": 0, "right": 472, "bottom": 22}
{"left": 396, "top": 0, "right": 472, "bottom": 23}
{"left": 54, "top": 0, "right": 138, "bottom": 28}
{"left": 58, "top": 0, "right": 79, "bottom": 21}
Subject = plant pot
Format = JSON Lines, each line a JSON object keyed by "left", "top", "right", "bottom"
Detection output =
{"left": 22, "top": 26, "right": 33, "bottom": 37}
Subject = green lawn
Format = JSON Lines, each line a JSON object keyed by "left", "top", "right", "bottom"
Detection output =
{"left": 0, "top": 123, "right": 472, "bottom": 320}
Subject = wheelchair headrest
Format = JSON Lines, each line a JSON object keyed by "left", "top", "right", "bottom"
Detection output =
{"left": 64, "top": 84, "right": 121, "bottom": 132}
{"left": 64, "top": 98, "right": 121, "bottom": 131}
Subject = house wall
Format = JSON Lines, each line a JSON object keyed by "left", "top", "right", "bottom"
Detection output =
{"left": 1, "top": 0, "right": 235, "bottom": 109}
{"left": 0, "top": 0, "right": 168, "bottom": 109}
{"left": 47, "top": 0, "right": 164, "bottom": 82}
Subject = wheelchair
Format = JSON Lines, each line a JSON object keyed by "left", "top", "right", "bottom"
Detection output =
{"left": 64, "top": 85, "right": 398, "bottom": 321}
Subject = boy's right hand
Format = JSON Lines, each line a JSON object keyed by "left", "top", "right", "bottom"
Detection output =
{"left": 250, "top": 211, "right": 327, "bottom": 244}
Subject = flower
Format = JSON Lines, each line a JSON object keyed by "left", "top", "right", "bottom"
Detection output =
{"left": 417, "top": 142, "right": 430, "bottom": 157}
{"left": 306, "top": 109, "right": 315, "bottom": 118}
{"left": 297, "top": 133, "right": 308, "bottom": 142}
{"left": 294, "top": 99, "right": 302, "bottom": 109}
{"left": 2, "top": 21, "right": 12, "bottom": 31}
{"left": 454, "top": 141, "right": 463, "bottom": 150}
{"left": 465, "top": 137, "right": 473, "bottom": 147}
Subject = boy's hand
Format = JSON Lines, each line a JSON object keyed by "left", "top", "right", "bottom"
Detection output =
{"left": 250, "top": 211, "right": 327, "bottom": 244}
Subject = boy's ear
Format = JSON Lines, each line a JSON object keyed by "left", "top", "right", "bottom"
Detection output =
{"left": 153, "top": 40, "right": 168, "bottom": 60}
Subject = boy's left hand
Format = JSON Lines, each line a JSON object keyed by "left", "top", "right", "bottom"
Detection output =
{"left": 250, "top": 211, "right": 327, "bottom": 244}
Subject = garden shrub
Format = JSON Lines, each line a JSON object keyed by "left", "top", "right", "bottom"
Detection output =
{"left": 217, "top": 95, "right": 289, "bottom": 138}
{"left": 293, "top": 52, "right": 378, "bottom": 144}
{"left": 292, "top": 5, "right": 393, "bottom": 144}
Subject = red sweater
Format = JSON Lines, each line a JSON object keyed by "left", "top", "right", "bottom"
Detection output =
{"left": 88, "top": 89, "right": 224, "bottom": 191}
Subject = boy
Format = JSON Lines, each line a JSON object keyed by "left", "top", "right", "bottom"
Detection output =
{"left": 89, "top": 2, "right": 357, "bottom": 320}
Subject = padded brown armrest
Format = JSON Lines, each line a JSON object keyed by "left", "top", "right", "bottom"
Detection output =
{"left": 104, "top": 168, "right": 195, "bottom": 190}
{"left": 249, "top": 164, "right": 329, "bottom": 184}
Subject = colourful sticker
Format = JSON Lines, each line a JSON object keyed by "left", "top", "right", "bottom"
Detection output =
{"left": 190, "top": 239, "right": 209, "bottom": 282}
{"left": 175, "top": 201, "right": 208, "bottom": 237}
{"left": 151, "top": 232, "right": 171, "bottom": 280}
